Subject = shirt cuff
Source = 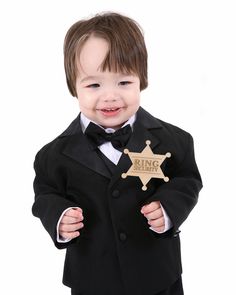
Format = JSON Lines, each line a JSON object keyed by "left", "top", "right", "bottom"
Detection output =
{"left": 56, "top": 207, "right": 79, "bottom": 243}
{"left": 149, "top": 203, "right": 173, "bottom": 234}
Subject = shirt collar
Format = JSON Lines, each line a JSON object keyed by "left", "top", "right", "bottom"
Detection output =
{"left": 80, "top": 112, "right": 136, "bottom": 134}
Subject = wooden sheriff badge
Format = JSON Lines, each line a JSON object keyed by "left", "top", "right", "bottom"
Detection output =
{"left": 122, "top": 140, "right": 171, "bottom": 191}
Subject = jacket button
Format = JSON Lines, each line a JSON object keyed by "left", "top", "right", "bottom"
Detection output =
{"left": 119, "top": 232, "right": 127, "bottom": 242}
{"left": 112, "top": 190, "right": 120, "bottom": 198}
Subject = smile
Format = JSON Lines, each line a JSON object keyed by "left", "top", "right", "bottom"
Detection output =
{"left": 98, "top": 107, "right": 122, "bottom": 117}
{"left": 101, "top": 108, "right": 120, "bottom": 112}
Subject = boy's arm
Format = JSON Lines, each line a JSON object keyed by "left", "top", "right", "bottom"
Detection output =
{"left": 32, "top": 148, "right": 79, "bottom": 249}
{"left": 144, "top": 133, "right": 202, "bottom": 234}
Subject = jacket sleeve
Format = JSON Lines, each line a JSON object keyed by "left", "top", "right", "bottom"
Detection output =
{"left": 146, "top": 133, "right": 202, "bottom": 232}
{"left": 32, "top": 146, "right": 78, "bottom": 249}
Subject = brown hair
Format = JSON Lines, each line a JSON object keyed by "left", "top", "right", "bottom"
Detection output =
{"left": 64, "top": 12, "right": 148, "bottom": 97}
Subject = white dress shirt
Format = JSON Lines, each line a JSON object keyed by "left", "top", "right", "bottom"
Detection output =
{"left": 57, "top": 113, "right": 172, "bottom": 242}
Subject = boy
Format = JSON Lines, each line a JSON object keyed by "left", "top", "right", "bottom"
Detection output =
{"left": 32, "top": 12, "right": 202, "bottom": 295}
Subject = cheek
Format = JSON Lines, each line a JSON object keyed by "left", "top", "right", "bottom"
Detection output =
{"left": 130, "top": 90, "right": 140, "bottom": 105}
{"left": 77, "top": 93, "right": 97, "bottom": 111}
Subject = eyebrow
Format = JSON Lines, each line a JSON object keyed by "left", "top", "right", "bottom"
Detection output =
{"left": 79, "top": 76, "right": 100, "bottom": 83}
{"left": 79, "top": 73, "right": 135, "bottom": 84}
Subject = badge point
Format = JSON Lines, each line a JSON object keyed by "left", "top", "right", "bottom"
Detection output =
{"left": 121, "top": 173, "right": 127, "bottom": 179}
{"left": 142, "top": 185, "right": 147, "bottom": 191}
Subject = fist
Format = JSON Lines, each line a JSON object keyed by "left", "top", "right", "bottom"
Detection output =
{"left": 140, "top": 201, "right": 165, "bottom": 233}
{"left": 59, "top": 208, "right": 84, "bottom": 240}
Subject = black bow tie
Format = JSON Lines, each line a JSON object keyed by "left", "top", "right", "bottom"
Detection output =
{"left": 85, "top": 122, "right": 132, "bottom": 150}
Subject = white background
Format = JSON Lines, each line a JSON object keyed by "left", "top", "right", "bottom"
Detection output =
{"left": 0, "top": 0, "right": 235, "bottom": 294}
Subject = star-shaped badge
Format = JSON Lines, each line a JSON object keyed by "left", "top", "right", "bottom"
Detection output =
{"left": 121, "top": 140, "right": 171, "bottom": 191}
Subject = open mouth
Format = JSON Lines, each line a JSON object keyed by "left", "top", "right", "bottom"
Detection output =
{"left": 101, "top": 107, "right": 120, "bottom": 113}
{"left": 98, "top": 107, "right": 122, "bottom": 117}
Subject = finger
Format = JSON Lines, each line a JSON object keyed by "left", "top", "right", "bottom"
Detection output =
{"left": 150, "top": 225, "right": 165, "bottom": 233}
{"left": 65, "top": 208, "right": 83, "bottom": 219}
{"left": 65, "top": 208, "right": 83, "bottom": 216}
{"left": 59, "top": 222, "right": 84, "bottom": 233}
{"left": 144, "top": 208, "right": 163, "bottom": 220}
{"left": 148, "top": 216, "right": 165, "bottom": 228}
{"left": 141, "top": 201, "right": 160, "bottom": 214}
{"left": 59, "top": 230, "right": 81, "bottom": 240}
{"left": 62, "top": 214, "right": 83, "bottom": 224}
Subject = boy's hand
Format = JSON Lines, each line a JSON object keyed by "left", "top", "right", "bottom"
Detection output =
{"left": 140, "top": 201, "right": 165, "bottom": 233}
{"left": 59, "top": 208, "right": 84, "bottom": 240}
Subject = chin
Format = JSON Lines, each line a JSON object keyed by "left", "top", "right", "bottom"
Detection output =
{"left": 101, "top": 120, "right": 125, "bottom": 130}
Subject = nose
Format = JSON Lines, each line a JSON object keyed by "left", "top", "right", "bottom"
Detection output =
{"left": 103, "top": 97, "right": 117, "bottom": 102}
{"left": 102, "top": 94, "right": 118, "bottom": 102}
{"left": 102, "top": 87, "right": 119, "bottom": 102}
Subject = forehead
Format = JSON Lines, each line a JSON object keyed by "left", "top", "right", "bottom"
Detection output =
{"left": 77, "top": 36, "right": 109, "bottom": 75}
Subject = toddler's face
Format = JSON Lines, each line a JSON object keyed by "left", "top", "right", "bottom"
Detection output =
{"left": 75, "top": 36, "right": 140, "bottom": 129}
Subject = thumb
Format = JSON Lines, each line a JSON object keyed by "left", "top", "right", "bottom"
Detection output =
{"left": 140, "top": 203, "right": 150, "bottom": 214}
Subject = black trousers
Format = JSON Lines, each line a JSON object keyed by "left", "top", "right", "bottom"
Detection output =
{"left": 71, "top": 277, "right": 184, "bottom": 295}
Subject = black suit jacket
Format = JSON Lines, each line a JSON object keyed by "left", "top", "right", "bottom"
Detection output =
{"left": 32, "top": 107, "right": 202, "bottom": 295}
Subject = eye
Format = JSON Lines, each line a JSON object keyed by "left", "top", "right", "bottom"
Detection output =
{"left": 119, "top": 81, "right": 132, "bottom": 86}
{"left": 86, "top": 83, "right": 100, "bottom": 88}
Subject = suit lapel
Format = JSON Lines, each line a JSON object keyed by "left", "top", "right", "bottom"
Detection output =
{"left": 60, "top": 115, "right": 111, "bottom": 179}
